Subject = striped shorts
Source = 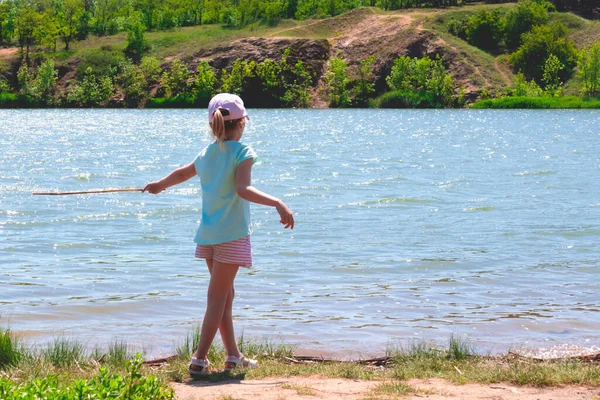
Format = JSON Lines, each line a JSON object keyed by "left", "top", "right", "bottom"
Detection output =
{"left": 195, "top": 236, "right": 252, "bottom": 267}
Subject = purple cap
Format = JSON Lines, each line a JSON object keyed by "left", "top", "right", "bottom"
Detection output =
{"left": 208, "top": 93, "right": 249, "bottom": 123}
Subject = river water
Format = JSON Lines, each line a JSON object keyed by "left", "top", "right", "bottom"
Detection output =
{"left": 1, "top": 109, "right": 599, "bottom": 358}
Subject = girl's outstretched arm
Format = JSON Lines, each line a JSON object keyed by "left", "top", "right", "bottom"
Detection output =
{"left": 143, "top": 162, "right": 196, "bottom": 194}
{"left": 235, "top": 158, "right": 294, "bottom": 229}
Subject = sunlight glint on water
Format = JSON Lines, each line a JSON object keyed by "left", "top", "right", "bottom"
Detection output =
{"left": 1, "top": 109, "right": 599, "bottom": 357}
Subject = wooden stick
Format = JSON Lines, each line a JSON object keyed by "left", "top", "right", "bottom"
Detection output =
{"left": 33, "top": 188, "right": 144, "bottom": 195}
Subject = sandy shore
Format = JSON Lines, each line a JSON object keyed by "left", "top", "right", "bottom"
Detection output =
{"left": 173, "top": 377, "right": 600, "bottom": 399}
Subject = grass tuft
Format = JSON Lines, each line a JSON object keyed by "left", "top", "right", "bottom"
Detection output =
{"left": 447, "top": 335, "right": 474, "bottom": 361}
{"left": 0, "top": 329, "right": 21, "bottom": 370}
{"left": 42, "top": 337, "right": 87, "bottom": 368}
{"left": 176, "top": 324, "right": 202, "bottom": 360}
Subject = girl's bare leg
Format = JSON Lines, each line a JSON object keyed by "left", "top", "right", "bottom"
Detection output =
{"left": 205, "top": 259, "right": 241, "bottom": 358}
{"left": 193, "top": 260, "right": 240, "bottom": 360}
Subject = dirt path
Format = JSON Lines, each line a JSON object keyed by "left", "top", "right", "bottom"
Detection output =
{"left": 172, "top": 377, "right": 600, "bottom": 400}
{"left": 267, "top": 19, "right": 325, "bottom": 37}
{"left": 494, "top": 58, "right": 512, "bottom": 86}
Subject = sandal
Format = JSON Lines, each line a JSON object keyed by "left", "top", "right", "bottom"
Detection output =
{"left": 224, "top": 354, "right": 258, "bottom": 371}
{"left": 188, "top": 357, "right": 210, "bottom": 377}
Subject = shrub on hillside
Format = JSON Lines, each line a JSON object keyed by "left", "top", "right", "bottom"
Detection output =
{"left": 509, "top": 21, "right": 577, "bottom": 83}
{"left": 326, "top": 56, "right": 351, "bottom": 107}
{"left": 503, "top": 0, "right": 553, "bottom": 51}
{"left": 577, "top": 42, "right": 600, "bottom": 97}
{"left": 386, "top": 55, "right": 456, "bottom": 107}
{"left": 16, "top": 59, "right": 59, "bottom": 105}
{"left": 67, "top": 67, "right": 114, "bottom": 106}
{"left": 466, "top": 9, "right": 504, "bottom": 52}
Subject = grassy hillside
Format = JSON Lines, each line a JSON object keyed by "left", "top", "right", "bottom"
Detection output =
{"left": 1, "top": 4, "right": 600, "bottom": 108}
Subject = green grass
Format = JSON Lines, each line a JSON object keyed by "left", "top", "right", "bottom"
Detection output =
{"left": 1, "top": 327, "right": 599, "bottom": 393}
{"left": 42, "top": 337, "right": 87, "bottom": 369}
{"left": 472, "top": 95, "right": 600, "bottom": 109}
{"left": 0, "top": 329, "right": 21, "bottom": 370}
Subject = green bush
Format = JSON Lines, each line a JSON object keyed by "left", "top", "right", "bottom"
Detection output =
{"left": 385, "top": 55, "right": 456, "bottom": 107}
{"left": 281, "top": 60, "right": 313, "bottom": 107}
{"left": 0, "top": 354, "right": 174, "bottom": 399}
{"left": 466, "top": 9, "right": 504, "bottom": 52}
{"left": 447, "top": 17, "right": 468, "bottom": 41}
{"left": 511, "top": 71, "right": 543, "bottom": 96}
{"left": 161, "top": 58, "right": 191, "bottom": 99}
{"left": 326, "top": 56, "right": 351, "bottom": 107}
{"left": 190, "top": 60, "right": 216, "bottom": 105}
{"left": 16, "top": 59, "right": 59, "bottom": 105}
{"left": 118, "top": 59, "right": 147, "bottom": 106}
{"left": 67, "top": 67, "right": 114, "bottom": 106}
{"left": 503, "top": 0, "right": 551, "bottom": 51}
{"left": 140, "top": 56, "right": 162, "bottom": 85}
{"left": 219, "top": 58, "right": 255, "bottom": 96}
{"left": 509, "top": 21, "right": 577, "bottom": 83}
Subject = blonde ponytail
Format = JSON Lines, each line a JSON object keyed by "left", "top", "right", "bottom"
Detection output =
{"left": 210, "top": 109, "right": 226, "bottom": 146}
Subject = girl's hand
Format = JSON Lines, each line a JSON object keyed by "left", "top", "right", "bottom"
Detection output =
{"left": 142, "top": 181, "right": 164, "bottom": 194}
{"left": 276, "top": 201, "right": 294, "bottom": 229}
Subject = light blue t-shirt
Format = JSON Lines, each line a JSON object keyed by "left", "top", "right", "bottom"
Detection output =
{"left": 193, "top": 141, "right": 258, "bottom": 245}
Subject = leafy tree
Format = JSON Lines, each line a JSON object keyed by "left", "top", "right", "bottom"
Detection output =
{"left": 126, "top": 12, "right": 148, "bottom": 55}
{"left": 503, "top": 0, "right": 550, "bottom": 51}
{"left": 0, "top": 2, "right": 11, "bottom": 44}
{"left": 352, "top": 56, "right": 376, "bottom": 106}
{"left": 15, "top": 7, "right": 38, "bottom": 62}
{"left": 262, "top": 1, "right": 285, "bottom": 25}
{"left": 32, "top": 59, "right": 59, "bottom": 104}
{"left": 541, "top": 53, "right": 563, "bottom": 96}
{"left": 386, "top": 56, "right": 412, "bottom": 91}
{"left": 509, "top": 21, "right": 577, "bottom": 83}
{"left": 118, "top": 59, "right": 147, "bottom": 105}
{"left": 466, "top": 9, "right": 503, "bottom": 52}
{"left": 34, "top": 13, "right": 60, "bottom": 52}
{"left": 326, "top": 56, "right": 351, "bottom": 107}
{"left": 577, "top": 42, "right": 600, "bottom": 97}
{"left": 61, "top": 0, "right": 84, "bottom": 51}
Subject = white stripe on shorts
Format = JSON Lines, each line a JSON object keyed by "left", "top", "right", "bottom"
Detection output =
{"left": 195, "top": 236, "right": 252, "bottom": 267}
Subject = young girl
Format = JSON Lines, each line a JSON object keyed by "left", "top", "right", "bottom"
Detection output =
{"left": 143, "top": 93, "right": 294, "bottom": 376}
